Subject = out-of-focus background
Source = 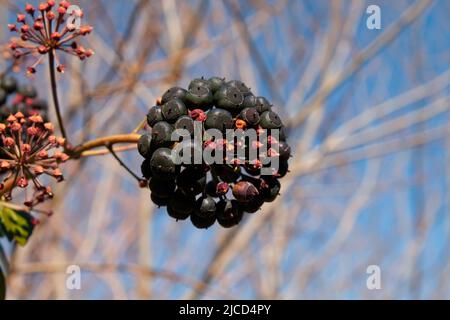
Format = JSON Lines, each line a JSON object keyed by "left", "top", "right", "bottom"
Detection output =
{"left": 0, "top": 0, "right": 449, "bottom": 299}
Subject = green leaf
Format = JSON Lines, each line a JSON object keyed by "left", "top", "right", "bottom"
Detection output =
{"left": 0, "top": 206, "right": 35, "bottom": 246}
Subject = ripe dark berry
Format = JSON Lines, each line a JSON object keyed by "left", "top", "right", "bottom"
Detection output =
{"left": 242, "top": 94, "right": 257, "bottom": 109}
{"left": 174, "top": 115, "right": 195, "bottom": 135}
{"left": 150, "top": 147, "right": 177, "bottom": 180}
{"left": 161, "top": 86, "right": 188, "bottom": 104}
{"left": 259, "top": 111, "right": 283, "bottom": 129}
{"left": 151, "top": 193, "right": 170, "bottom": 207}
{"left": 216, "top": 200, "right": 244, "bottom": 228}
{"left": 147, "top": 106, "right": 164, "bottom": 127}
{"left": 255, "top": 96, "right": 272, "bottom": 113}
{"left": 151, "top": 121, "right": 174, "bottom": 147}
{"left": 190, "top": 213, "right": 216, "bottom": 229}
{"left": 241, "top": 195, "right": 265, "bottom": 213}
{"left": 18, "top": 84, "right": 37, "bottom": 99}
{"left": 186, "top": 78, "right": 213, "bottom": 109}
{"left": 214, "top": 85, "right": 244, "bottom": 111}
{"left": 162, "top": 98, "right": 188, "bottom": 123}
{"left": 176, "top": 167, "right": 206, "bottom": 196}
{"left": 0, "top": 89, "right": 6, "bottom": 105}
{"left": 239, "top": 108, "right": 260, "bottom": 126}
{"left": 204, "top": 108, "right": 234, "bottom": 131}
{"left": 279, "top": 127, "right": 288, "bottom": 141}
{"left": 138, "top": 133, "right": 153, "bottom": 158}
{"left": 227, "top": 80, "right": 252, "bottom": 96}
{"left": 167, "top": 189, "right": 195, "bottom": 220}
{"left": 260, "top": 177, "right": 281, "bottom": 202}
{"left": 232, "top": 181, "right": 259, "bottom": 203}
{"left": 244, "top": 163, "right": 261, "bottom": 176}
{"left": 278, "top": 141, "right": 291, "bottom": 161}
{"left": 205, "top": 180, "right": 219, "bottom": 197}
{"left": 141, "top": 159, "right": 152, "bottom": 179}
{"left": 215, "top": 164, "right": 240, "bottom": 183}
{"left": 208, "top": 76, "right": 226, "bottom": 94}
{"left": 149, "top": 178, "right": 176, "bottom": 198}
{"left": 195, "top": 196, "right": 216, "bottom": 218}
{"left": 0, "top": 76, "right": 17, "bottom": 94}
{"left": 275, "top": 160, "right": 289, "bottom": 178}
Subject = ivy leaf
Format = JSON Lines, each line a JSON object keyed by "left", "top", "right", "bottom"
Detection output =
{"left": 0, "top": 206, "right": 35, "bottom": 246}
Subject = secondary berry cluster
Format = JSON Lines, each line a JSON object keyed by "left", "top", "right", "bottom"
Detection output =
{"left": 0, "top": 75, "right": 49, "bottom": 121}
{"left": 138, "top": 77, "right": 291, "bottom": 229}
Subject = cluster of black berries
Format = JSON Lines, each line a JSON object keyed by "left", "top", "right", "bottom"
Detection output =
{"left": 138, "top": 77, "right": 291, "bottom": 229}
{"left": 0, "top": 75, "right": 49, "bottom": 121}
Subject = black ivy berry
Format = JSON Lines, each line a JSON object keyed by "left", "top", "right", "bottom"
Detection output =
{"left": 278, "top": 141, "right": 292, "bottom": 161}
{"left": 174, "top": 115, "right": 195, "bottom": 135}
{"left": 150, "top": 147, "right": 177, "bottom": 180}
{"left": 227, "top": 80, "right": 252, "bottom": 97}
{"left": 147, "top": 106, "right": 164, "bottom": 127}
{"left": 241, "top": 195, "right": 265, "bottom": 214}
{"left": 208, "top": 76, "right": 226, "bottom": 94}
{"left": 186, "top": 78, "right": 213, "bottom": 109}
{"left": 260, "top": 177, "right": 281, "bottom": 202}
{"left": 214, "top": 85, "right": 244, "bottom": 111}
{"left": 260, "top": 111, "right": 283, "bottom": 129}
{"left": 162, "top": 98, "right": 188, "bottom": 123}
{"left": 167, "top": 189, "right": 195, "bottom": 220}
{"left": 150, "top": 178, "right": 176, "bottom": 198}
{"left": 255, "top": 96, "right": 272, "bottom": 113}
{"left": 151, "top": 193, "right": 170, "bottom": 207}
{"left": 161, "top": 86, "right": 188, "bottom": 104}
{"left": 217, "top": 199, "right": 244, "bottom": 228}
{"left": 141, "top": 159, "right": 152, "bottom": 180}
{"left": 138, "top": 133, "right": 153, "bottom": 158}
{"left": 275, "top": 160, "right": 289, "bottom": 178}
{"left": 151, "top": 121, "right": 174, "bottom": 147}
{"left": 177, "top": 167, "right": 206, "bottom": 196}
{"left": 190, "top": 213, "right": 216, "bottom": 229}
{"left": 242, "top": 94, "right": 257, "bottom": 109}
{"left": 205, "top": 108, "right": 234, "bottom": 131}
{"left": 239, "top": 107, "right": 260, "bottom": 126}
{"left": 195, "top": 196, "right": 216, "bottom": 218}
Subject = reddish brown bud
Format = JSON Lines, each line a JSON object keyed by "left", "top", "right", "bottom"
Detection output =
{"left": 3, "top": 137, "right": 14, "bottom": 147}
{"left": 46, "top": 10, "right": 55, "bottom": 20}
{"left": 18, "top": 177, "right": 28, "bottom": 188}
{"left": 8, "top": 24, "right": 17, "bottom": 32}
{"left": 216, "top": 182, "right": 229, "bottom": 195}
{"left": 0, "top": 161, "right": 11, "bottom": 169}
{"left": 34, "top": 165, "right": 44, "bottom": 175}
{"left": 235, "top": 119, "right": 247, "bottom": 129}
{"left": 22, "top": 144, "right": 31, "bottom": 153}
{"left": 232, "top": 181, "right": 259, "bottom": 203}
{"left": 25, "top": 3, "right": 35, "bottom": 14}
{"left": 17, "top": 14, "right": 26, "bottom": 23}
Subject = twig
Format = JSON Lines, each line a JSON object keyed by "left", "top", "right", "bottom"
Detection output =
{"left": 48, "top": 50, "right": 67, "bottom": 140}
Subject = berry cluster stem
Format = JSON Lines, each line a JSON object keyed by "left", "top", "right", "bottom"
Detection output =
{"left": 48, "top": 50, "right": 67, "bottom": 141}
{"left": 70, "top": 133, "right": 141, "bottom": 158}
